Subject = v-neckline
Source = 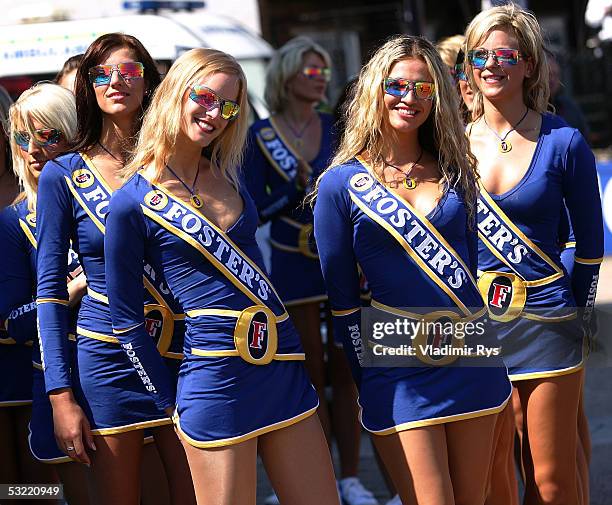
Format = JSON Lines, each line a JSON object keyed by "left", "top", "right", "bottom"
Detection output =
{"left": 144, "top": 176, "right": 246, "bottom": 234}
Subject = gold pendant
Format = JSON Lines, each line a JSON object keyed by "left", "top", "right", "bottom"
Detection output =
{"left": 499, "top": 140, "right": 512, "bottom": 153}
{"left": 403, "top": 177, "right": 418, "bottom": 190}
{"left": 190, "top": 194, "right": 203, "bottom": 208}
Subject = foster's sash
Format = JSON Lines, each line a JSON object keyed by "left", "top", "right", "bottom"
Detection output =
{"left": 254, "top": 118, "right": 313, "bottom": 182}
{"left": 140, "top": 182, "right": 292, "bottom": 365}
{"left": 349, "top": 157, "right": 485, "bottom": 365}
{"left": 477, "top": 184, "right": 564, "bottom": 321}
{"left": 349, "top": 157, "right": 482, "bottom": 318}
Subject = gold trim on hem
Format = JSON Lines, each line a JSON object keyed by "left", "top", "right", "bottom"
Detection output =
{"left": 366, "top": 388, "right": 512, "bottom": 435}
{"left": 509, "top": 362, "right": 584, "bottom": 382}
{"left": 90, "top": 417, "right": 172, "bottom": 436}
{"left": 174, "top": 403, "right": 318, "bottom": 448}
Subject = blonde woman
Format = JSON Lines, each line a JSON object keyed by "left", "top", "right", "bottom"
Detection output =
{"left": 0, "top": 83, "right": 89, "bottom": 504}
{"left": 104, "top": 48, "right": 339, "bottom": 505}
{"left": 465, "top": 4, "right": 602, "bottom": 505}
{"left": 312, "top": 34, "right": 512, "bottom": 505}
{"left": 242, "top": 35, "right": 372, "bottom": 505}
{"left": 436, "top": 35, "right": 473, "bottom": 122}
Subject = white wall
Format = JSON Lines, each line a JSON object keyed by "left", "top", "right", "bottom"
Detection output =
{"left": 0, "top": 0, "right": 262, "bottom": 34}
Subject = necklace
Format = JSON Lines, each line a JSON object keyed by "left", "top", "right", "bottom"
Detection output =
{"left": 385, "top": 148, "right": 424, "bottom": 190}
{"left": 282, "top": 113, "right": 315, "bottom": 149}
{"left": 97, "top": 141, "right": 123, "bottom": 163}
{"left": 482, "top": 108, "right": 529, "bottom": 154}
{"left": 165, "top": 163, "right": 203, "bottom": 208}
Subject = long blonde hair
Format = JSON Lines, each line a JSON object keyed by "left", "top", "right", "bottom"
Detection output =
{"left": 124, "top": 48, "right": 249, "bottom": 188}
{"left": 464, "top": 2, "right": 550, "bottom": 119}
{"left": 313, "top": 35, "right": 478, "bottom": 221}
{"left": 9, "top": 83, "right": 77, "bottom": 211}
{"left": 264, "top": 36, "right": 332, "bottom": 114}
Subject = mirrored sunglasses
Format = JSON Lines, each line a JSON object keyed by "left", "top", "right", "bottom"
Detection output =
{"left": 302, "top": 66, "right": 332, "bottom": 81}
{"left": 454, "top": 63, "right": 467, "bottom": 82}
{"left": 383, "top": 78, "right": 436, "bottom": 100}
{"left": 189, "top": 85, "right": 240, "bottom": 120}
{"left": 14, "top": 129, "right": 62, "bottom": 151}
{"left": 88, "top": 62, "right": 145, "bottom": 87}
{"left": 467, "top": 48, "right": 521, "bottom": 69}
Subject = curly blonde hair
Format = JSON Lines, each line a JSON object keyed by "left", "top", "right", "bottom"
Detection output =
{"left": 464, "top": 2, "right": 550, "bottom": 119}
{"left": 312, "top": 34, "right": 479, "bottom": 222}
{"left": 124, "top": 48, "right": 249, "bottom": 188}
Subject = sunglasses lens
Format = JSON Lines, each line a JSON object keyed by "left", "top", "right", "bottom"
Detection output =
{"left": 415, "top": 82, "right": 435, "bottom": 99}
{"left": 190, "top": 87, "right": 217, "bottom": 109}
{"left": 221, "top": 101, "right": 240, "bottom": 120}
{"left": 35, "top": 129, "right": 61, "bottom": 145}
{"left": 14, "top": 132, "right": 30, "bottom": 149}
{"left": 495, "top": 49, "right": 519, "bottom": 65}
{"left": 89, "top": 65, "right": 112, "bottom": 86}
{"left": 384, "top": 79, "right": 407, "bottom": 97}
{"left": 303, "top": 67, "right": 331, "bottom": 81}
{"left": 118, "top": 62, "right": 145, "bottom": 79}
{"left": 469, "top": 50, "right": 488, "bottom": 69}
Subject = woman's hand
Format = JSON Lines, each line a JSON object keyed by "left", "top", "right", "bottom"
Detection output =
{"left": 67, "top": 273, "right": 87, "bottom": 308}
{"left": 49, "top": 389, "right": 96, "bottom": 465}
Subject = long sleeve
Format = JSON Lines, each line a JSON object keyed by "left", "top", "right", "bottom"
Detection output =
{"left": 36, "top": 163, "right": 73, "bottom": 392}
{"left": 0, "top": 207, "right": 36, "bottom": 345}
{"left": 561, "top": 130, "right": 603, "bottom": 327}
{"left": 242, "top": 129, "right": 305, "bottom": 223}
{"left": 314, "top": 170, "right": 364, "bottom": 386}
{"left": 105, "top": 189, "right": 175, "bottom": 411}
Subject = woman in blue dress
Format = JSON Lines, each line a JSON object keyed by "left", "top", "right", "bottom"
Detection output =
{"left": 243, "top": 37, "right": 371, "bottom": 505}
{"left": 313, "top": 34, "right": 512, "bottom": 505}
{"left": 105, "top": 47, "right": 339, "bottom": 505}
{"left": 464, "top": 5, "right": 603, "bottom": 505}
{"left": 36, "top": 34, "right": 194, "bottom": 505}
{"left": 0, "top": 83, "right": 89, "bottom": 503}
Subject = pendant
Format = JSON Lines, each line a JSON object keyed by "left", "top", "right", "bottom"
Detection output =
{"left": 403, "top": 177, "right": 418, "bottom": 190}
{"left": 499, "top": 140, "right": 512, "bottom": 153}
{"left": 190, "top": 194, "right": 203, "bottom": 208}
{"left": 294, "top": 138, "right": 303, "bottom": 149}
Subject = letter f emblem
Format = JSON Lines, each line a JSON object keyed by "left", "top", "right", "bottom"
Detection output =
{"left": 250, "top": 321, "right": 267, "bottom": 349}
{"left": 490, "top": 283, "right": 511, "bottom": 309}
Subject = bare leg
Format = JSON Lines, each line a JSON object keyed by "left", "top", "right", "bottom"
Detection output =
{"left": 447, "top": 413, "right": 499, "bottom": 505}
{"left": 56, "top": 462, "right": 91, "bottom": 505}
{"left": 372, "top": 437, "right": 397, "bottom": 497}
{"left": 180, "top": 436, "right": 257, "bottom": 505}
{"left": 140, "top": 442, "right": 170, "bottom": 505}
{"left": 153, "top": 424, "right": 196, "bottom": 505}
{"left": 0, "top": 407, "right": 21, "bottom": 484}
{"left": 288, "top": 303, "right": 332, "bottom": 443}
{"left": 485, "top": 403, "right": 519, "bottom": 505}
{"left": 88, "top": 430, "right": 145, "bottom": 505}
{"left": 259, "top": 414, "right": 339, "bottom": 505}
{"left": 518, "top": 372, "right": 581, "bottom": 505}
{"left": 373, "top": 425, "right": 453, "bottom": 505}
{"left": 328, "top": 340, "right": 360, "bottom": 478}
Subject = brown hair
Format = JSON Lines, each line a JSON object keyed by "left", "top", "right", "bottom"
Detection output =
{"left": 72, "top": 33, "right": 161, "bottom": 152}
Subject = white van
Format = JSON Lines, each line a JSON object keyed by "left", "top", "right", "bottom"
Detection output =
{"left": 0, "top": 12, "right": 272, "bottom": 118}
